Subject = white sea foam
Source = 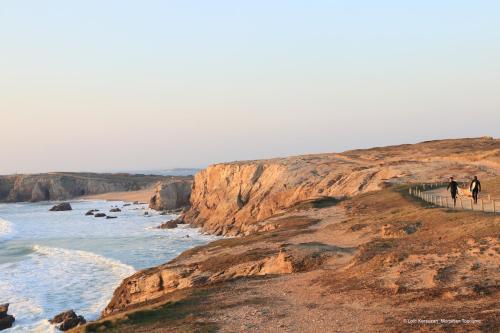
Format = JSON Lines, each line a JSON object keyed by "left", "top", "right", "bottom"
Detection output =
{"left": 0, "top": 200, "right": 219, "bottom": 332}
{"left": 0, "top": 218, "right": 14, "bottom": 241}
{"left": 0, "top": 245, "right": 135, "bottom": 332}
{"left": 32, "top": 245, "right": 135, "bottom": 274}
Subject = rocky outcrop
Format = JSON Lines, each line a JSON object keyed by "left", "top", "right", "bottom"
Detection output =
{"left": 49, "top": 310, "right": 86, "bottom": 331}
{"left": 109, "top": 208, "right": 121, "bottom": 212}
{"left": 49, "top": 202, "right": 72, "bottom": 211}
{"left": 157, "top": 220, "right": 178, "bottom": 229}
{"left": 149, "top": 179, "right": 193, "bottom": 211}
{"left": 0, "top": 172, "right": 169, "bottom": 203}
{"left": 102, "top": 215, "right": 335, "bottom": 317}
{"left": 94, "top": 213, "right": 106, "bottom": 218}
{"left": 0, "top": 304, "right": 15, "bottom": 331}
{"left": 99, "top": 137, "right": 500, "bottom": 324}
{"left": 182, "top": 137, "right": 500, "bottom": 236}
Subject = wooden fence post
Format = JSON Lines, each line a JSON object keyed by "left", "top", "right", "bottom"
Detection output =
{"left": 481, "top": 199, "right": 484, "bottom": 212}
{"left": 471, "top": 199, "right": 474, "bottom": 211}
{"left": 460, "top": 198, "right": 463, "bottom": 209}
{"left": 494, "top": 200, "right": 496, "bottom": 213}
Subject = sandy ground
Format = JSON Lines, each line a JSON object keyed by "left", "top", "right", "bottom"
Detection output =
{"left": 79, "top": 188, "right": 154, "bottom": 203}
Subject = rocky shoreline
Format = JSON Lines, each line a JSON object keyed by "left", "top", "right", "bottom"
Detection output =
{"left": 79, "top": 137, "right": 500, "bottom": 333}
{"left": 0, "top": 172, "right": 190, "bottom": 203}
{"left": 7, "top": 138, "right": 500, "bottom": 332}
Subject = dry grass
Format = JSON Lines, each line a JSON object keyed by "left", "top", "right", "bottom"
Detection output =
{"left": 75, "top": 185, "right": 499, "bottom": 332}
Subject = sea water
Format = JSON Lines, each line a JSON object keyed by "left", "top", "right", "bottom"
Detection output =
{"left": 0, "top": 200, "right": 217, "bottom": 332}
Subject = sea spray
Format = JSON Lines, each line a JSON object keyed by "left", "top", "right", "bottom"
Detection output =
{"left": 0, "top": 200, "right": 219, "bottom": 332}
{"left": 0, "top": 218, "right": 14, "bottom": 241}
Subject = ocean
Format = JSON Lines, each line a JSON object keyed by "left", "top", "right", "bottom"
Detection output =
{"left": 0, "top": 200, "right": 217, "bottom": 332}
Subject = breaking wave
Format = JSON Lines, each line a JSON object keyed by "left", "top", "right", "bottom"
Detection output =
{"left": 0, "top": 245, "right": 135, "bottom": 332}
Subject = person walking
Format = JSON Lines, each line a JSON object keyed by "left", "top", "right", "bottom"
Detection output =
{"left": 447, "top": 177, "right": 459, "bottom": 207}
{"left": 470, "top": 176, "right": 481, "bottom": 204}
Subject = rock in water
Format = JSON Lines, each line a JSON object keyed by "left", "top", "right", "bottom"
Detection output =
{"left": 85, "top": 210, "right": 95, "bottom": 216}
{"left": 109, "top": 208, "right": 121, "bottom": 212}
{"left": 0, "top": 304, "right": 8, "bottom": 316}
{"left": 94, "top": 213, "right": 106, "bottom": 218}
{"left": 49, "top": 310, "right": 86, "bottom": 331}
{"left": 0, "top": 303, "right": 15, "bottom": 331}
{"left": 49, "top": 202, "right": 72, "bottom": 211}
{"left": 157, "top": 219, "right": 178, "bottom": 229}
{"left": 106, "top": 215, "right": 117, "bottom": 219}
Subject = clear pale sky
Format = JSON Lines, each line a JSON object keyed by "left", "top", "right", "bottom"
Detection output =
{"left": 1, "top": 1, "right": 499, "bottom": 174}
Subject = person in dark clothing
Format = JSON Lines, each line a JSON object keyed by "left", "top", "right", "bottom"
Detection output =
{"left": 470, "top": 176, "right": 481, "bottom": 204}
{"left": 447, "top": 177, "right": 459, "bottom": 207}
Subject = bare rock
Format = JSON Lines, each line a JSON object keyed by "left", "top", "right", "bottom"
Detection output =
{"left": 109, "top": 208, "right": 121, "bottom": 212}
{"left": 49, "top": 203, "right": 72, "bottom": 211}
{"left": 0, "top": 304, "right": 8, "bottom": 316}
{"left": 157, "top": 220, "right": 178, "bottom": 229}
{"left": 106, "top": 215, "right": 117, "bottom": 219}
{"left": 49, "top": 310, "right": 86, "bottom": 331}
{"left": 0, "top": 303, "right": 15, "bottom": 331}
{"left": 149, "top": 180, "right": 193, "bottom": 211}
{"left": 85, "top": 209, "right": 99, "bottom": 216}
{"left": 94, "top": 213, "right": 106, "bottom": 218}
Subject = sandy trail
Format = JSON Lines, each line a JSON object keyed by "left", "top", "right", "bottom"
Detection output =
{"left": 419, "top": 187, "right": 499, "bottom": 213}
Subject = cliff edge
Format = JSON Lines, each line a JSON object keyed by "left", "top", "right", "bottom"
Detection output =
{"left": 183, "top": 137, "right": 500, "bottom": 236}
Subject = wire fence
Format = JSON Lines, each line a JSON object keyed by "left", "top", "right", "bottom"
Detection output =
{"left": 409, "top": 182, "right": 498, "bottom": 213}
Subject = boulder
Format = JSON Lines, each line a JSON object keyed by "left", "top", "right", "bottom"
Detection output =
{"left": 149, "top": 180, "right": 193, "bottom": 211}
{"left": 109, "top": 208, "right": 121, "bottom": 212}
{"left": 0, "top": 303, "right": 15, "bottom": 331}
{"left": 49, "top": 310, "right": 86, "bottom": 331}
{"left": 94, "top": 213, "right": 106, "bottom": 218}
{"left": 85, "top": 209, "right": 100, "bottom": 216}
{"left": 49, "top": 203, "right": 72, "bottom": 211}
{"left": 0, "top": 304, "right": 8, "bottom": 316}
{"left": 106, "top": 215, "right": 117, "bottom": 219}
{"left": 157, "top": 220, "right": 178, "bottom": 229}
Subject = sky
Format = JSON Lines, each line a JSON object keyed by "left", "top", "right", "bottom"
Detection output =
{"left": 1, "top": 1, "right": 499, "bottom": 174}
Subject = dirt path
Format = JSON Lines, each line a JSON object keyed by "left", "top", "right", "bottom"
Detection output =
{"left": 412, "top": 186, "right": 499, "bottom": 213}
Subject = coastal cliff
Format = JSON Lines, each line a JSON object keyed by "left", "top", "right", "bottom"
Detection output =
{"left": 94, "top": 137, "right": 500, "bottom": 327}
{"left": 0, "top": 172, "right": 169, "bottom": 202}
{"left": 183, "top": 137, "right": 500, "bottom": 236}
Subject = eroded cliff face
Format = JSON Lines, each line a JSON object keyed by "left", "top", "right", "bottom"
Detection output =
{"left": 102, "top": 215, "right": 330, "bottom": 317}
{"left": 0, "top": 173, "right": 167, "bottom": 202}
{"left": 183, "top": 137, "right": 500, "bottom": 236}
{"left": 98, "top": 138, "right": 500, "bottom": 323}
{"left": 148, "top": 179, "right": 193, "bottom": 211}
